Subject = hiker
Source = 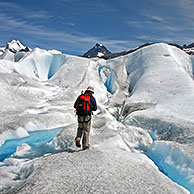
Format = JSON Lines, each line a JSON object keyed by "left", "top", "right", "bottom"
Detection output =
{"left": 74, "top": 86, "right": 97, "bottom": 150}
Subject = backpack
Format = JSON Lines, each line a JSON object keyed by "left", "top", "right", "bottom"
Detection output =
{"left": 75, "top": 93, "right": 91, "bottom": 116}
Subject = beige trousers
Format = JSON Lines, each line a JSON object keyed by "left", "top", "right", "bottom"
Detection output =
{"left": 76, "top": 115, "right": 91, "bottom": 147}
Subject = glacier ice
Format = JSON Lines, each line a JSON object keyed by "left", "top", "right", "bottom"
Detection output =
{"left": 0, "top": 42, "right": 193, "bottom": 193}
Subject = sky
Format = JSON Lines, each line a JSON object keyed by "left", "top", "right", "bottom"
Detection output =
{"left": 0, "top": 0, "right": 194, "bottom": 55}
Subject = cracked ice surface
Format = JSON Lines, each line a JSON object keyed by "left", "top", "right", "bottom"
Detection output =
{"left": 11, "top": 149, "right": 188, "bottom": 194}
{"left": 5, "top": 112, "right": 188, "bottom": 194}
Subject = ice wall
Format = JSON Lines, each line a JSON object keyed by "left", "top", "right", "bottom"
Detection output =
{"left": 97, "top": 57, "right": 129, "bottom": 107}
{"left": 98, "top": 65, "right": 117, "bottom": 94}
{"left": 105, "top": 43, "right": 194, "bottom": 192}
{"left": 120, "top": 43, "right": 194, "bottom": 135}
{"left": 15, "top": 48, "right": 67, "bottom": 81}
{"left": 146, "top": 141, "right": 194, "bottom": 193}
{"left": 48, "top": 54, "right": 66, "bottom": 79}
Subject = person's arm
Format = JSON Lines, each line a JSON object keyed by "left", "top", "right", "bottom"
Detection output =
{"left": 90, "top": 96, "right": 97, "bottom": 111}
{"left": 74, "top": 96, "right": 80, "bottom": 108}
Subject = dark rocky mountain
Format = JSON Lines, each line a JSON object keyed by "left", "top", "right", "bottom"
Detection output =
{"left": 82, "top": 43, "right": 111, "bottom": 58}
{"left": 186, "top": 42, "right": 194, "bottom": 48}
{"left": 182, "top": 43, "right": 194, "bottom": 55}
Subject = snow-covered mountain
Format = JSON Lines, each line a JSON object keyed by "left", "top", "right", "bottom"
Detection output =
{"left": 0, "top": 40, "right": 30, "bottom": 62}
{"left": 183, "top": 43, "right": 194, "bottom": 55}
{"left": 0, "top": 40, "right": 194, "bottom": 193}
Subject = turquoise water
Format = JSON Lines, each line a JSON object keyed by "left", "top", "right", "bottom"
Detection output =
{"left": 0, "top": 127, "right": 63, "bottom": 162}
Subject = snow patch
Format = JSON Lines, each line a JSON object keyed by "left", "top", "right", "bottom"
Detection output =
{"left": 13, "top": 143, "right": 31, "bottom": 157}
{"left": 48, "top": 49, "right": 62, "bottom": 54}
{"left": 97, "top": 52, "right": 104, "bottom": 57}
{"left": 24, "top": 121, "right": 48, "bottom": 132}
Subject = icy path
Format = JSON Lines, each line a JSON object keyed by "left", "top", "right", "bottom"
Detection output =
{"left": 8, "top": 146, "right": 187, "bottom": 194}
{"left": 0, "top": 103, "right": 191, "bottom": 194}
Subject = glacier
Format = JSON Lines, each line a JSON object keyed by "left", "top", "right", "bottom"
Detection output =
{"left": 0, "top": 40, "right": 193, "bottom": 193}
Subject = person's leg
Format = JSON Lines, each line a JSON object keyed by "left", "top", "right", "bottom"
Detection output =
{"left": 75, "top": 116, "right": 84, "bottom": 147}
{"left": 82, "top": 115, "right": 91, "bottom": 149}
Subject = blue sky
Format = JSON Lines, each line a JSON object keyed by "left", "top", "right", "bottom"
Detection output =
{"left": 0, "top": 0, "right": 194, "bottom": 55}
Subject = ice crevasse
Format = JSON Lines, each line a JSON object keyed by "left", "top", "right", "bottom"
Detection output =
{"left": 14, "top": 48, "right": 67, "bottom": 81}
{"left": 98, "top": 65, "right": 117, "bottom": 94}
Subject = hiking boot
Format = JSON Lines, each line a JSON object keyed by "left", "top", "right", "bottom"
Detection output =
{"left": 75, "top": 139, "right": 81, "bottom": 148}
{"left": 83, "top": 144, "right": 90, "bottom": 150}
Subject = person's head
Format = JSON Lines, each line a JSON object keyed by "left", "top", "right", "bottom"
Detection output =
{"left": 85, "top": 86, "right": 94, "bottom": 94}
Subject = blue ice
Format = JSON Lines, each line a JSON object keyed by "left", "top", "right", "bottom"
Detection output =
{"left": 48, "top": 55, "right": 66, "bottom": 79}
{"left": 98, "top": 65, "right": 117, "bottom": 94}
{"left": 0, "top": 127, "right": 63, "bottom": 162}
{"left": 146, "top": 143, "right": 194, "bottom": 194}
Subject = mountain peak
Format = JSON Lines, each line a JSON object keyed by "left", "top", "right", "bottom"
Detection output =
{"left": 82, "top": 43, "right": 111, "bottom": 58}
{"left": 6, "top": 40, "right": 30, "bottom": 53}
{"left": 0, "top": 40, "right": 31, "bottom": 62}
{"left": 94, "top": 43, "right": 103, "bottom": 48}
